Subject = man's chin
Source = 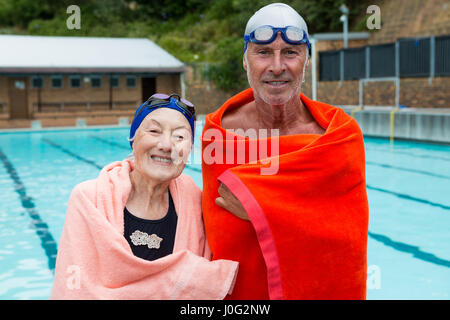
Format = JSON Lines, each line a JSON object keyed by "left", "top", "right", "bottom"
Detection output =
{"left": 257, "top": 90, "right": 296, "bottom": 106}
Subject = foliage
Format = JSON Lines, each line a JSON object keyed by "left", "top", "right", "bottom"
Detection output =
{"left": 0, "top": 0, "right": 369, "bottom": 92}
{"left": 208, "top": 37, "right": 248, "bottom": 92}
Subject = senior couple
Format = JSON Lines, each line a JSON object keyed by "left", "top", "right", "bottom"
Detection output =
{"left": 51, "top": 3, "right": 369, "bottom": 300}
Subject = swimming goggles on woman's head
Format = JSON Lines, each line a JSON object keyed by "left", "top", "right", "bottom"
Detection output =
{"left": 244, "top": 25, "right": 311, "bottom": 51}
{"left": 136, "top": 93, "right": 196, "bottom": 120}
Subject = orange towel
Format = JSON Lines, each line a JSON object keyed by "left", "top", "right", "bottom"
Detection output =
{"left": 51, "top": 159, "right": 238, "bottom": 299}
{"left": 201, "top": 88, "right": 369, "bottom": 299}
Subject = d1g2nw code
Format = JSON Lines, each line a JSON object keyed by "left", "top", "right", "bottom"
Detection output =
{"left": 221, "top": 304, "right": 270, "bottom": 316}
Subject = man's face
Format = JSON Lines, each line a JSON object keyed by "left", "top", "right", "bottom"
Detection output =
{"left": 244, "top": 33, "right": 308, "bottom": 106}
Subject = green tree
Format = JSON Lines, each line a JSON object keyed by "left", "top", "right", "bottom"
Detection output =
{"left": 0, "top": 0, "right": 370, "bottom": 91}
{"left": 0, "top": 0, "right": 61, "bottom": 28}
{"left": 130, "top": 0, "right": 213, "bottom": 20}
{"left": 207, "top": 37, "right": 248, "bottom": 92}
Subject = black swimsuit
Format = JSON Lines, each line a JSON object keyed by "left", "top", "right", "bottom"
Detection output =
{"left": 123, "top": 191, "right": 177, "bottom": 261}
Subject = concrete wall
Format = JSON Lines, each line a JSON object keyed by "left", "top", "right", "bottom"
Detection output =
{"left": 156, "top": 74, "right": 181, "bottom": 96}
{"left": 0, "top": 77, "right": 8, "bottom": 115}
{"left": 346, "top": 107, "right": 450, "bottom": 143}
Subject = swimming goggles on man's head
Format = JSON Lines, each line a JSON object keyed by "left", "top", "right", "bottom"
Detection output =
{"left": 136, "top": 93, "right": 196, "bottom": 120}
{"left": 244, "top": 25, "right": 311, "bottom": 52}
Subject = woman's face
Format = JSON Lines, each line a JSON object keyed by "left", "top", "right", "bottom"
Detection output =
{"left": 132, "top": 108, "right": 192, "bottom": 183}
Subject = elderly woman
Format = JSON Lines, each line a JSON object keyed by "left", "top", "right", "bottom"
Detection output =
{"left": 51, "top": 94, "right": 238, "bottom": 299}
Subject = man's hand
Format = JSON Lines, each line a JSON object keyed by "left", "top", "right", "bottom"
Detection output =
{"left": 215, "top": 183, "right": 249, "bottom": 221}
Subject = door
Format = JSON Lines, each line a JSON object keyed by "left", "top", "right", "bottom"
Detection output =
{"left": 9, "top": 77, "right": 29, "bottom": 119}
{"left": 141, "top": 77, "right": 156, "bottom": 102}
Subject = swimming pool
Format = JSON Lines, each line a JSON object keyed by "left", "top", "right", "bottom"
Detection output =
{"left": 0, "top": 123, "right": 448, "bottom": 299}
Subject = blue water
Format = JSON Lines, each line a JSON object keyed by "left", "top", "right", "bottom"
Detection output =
{"left": 0, "top": 124, "right": 448, "bottom": 299}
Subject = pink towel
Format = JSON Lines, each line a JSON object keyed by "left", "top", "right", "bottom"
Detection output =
{"left": 50, "top": 159, "right": 238, "bottom": 300}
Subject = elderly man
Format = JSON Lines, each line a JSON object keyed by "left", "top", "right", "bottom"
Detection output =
{"left": 201, "top": 3, "right": 369, "bottom": 299}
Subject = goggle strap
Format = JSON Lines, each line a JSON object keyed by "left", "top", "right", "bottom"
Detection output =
{"left": 143, "top": 100, "right": 195, "bottom": 119}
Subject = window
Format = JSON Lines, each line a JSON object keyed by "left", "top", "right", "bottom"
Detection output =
{"left": 51, "top": 76, "right": 63, "bottom": 88}
{"left": 126, "top": 75, "right": 137, "bottom": 88}
{"left": 91, "top": 75, "right": 102, "bottom": 88}
{"left": 31, "top": 76, "right": 44, "bottom": 89}
{"left": 70, "top": 75, "right": 81, "bottom": 88}
{"left": 110, "top": 75, "right": 120, "bottom": 88}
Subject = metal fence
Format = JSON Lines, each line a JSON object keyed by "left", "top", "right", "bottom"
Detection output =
{"left": 319, "top": 34, "right": 450, "bottom": 81}
{"left": 319, "top": 50, "right": 340, "bottom": 81}
{"left": 435, "top": 35, "right": 450, "bottom": 76}
{"left": 369, "top": 43, "right": 395, "bottom": 78}
{"left": 343, "top": 47, "right": 365, "bottom": 80}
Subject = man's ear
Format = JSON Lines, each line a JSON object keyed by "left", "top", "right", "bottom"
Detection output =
{"left": 243, "top": 55, "right": 248, "bottom": 71}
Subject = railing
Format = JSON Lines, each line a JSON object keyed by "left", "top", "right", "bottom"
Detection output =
{"left": 319, "top": 34, "right": 450, "bottom": 82}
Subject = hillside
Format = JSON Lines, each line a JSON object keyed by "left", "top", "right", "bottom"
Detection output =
{"left": 0, "top": 0, "right": 369, "bottom": 91}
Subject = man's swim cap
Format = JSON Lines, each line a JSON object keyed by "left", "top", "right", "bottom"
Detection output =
{"left": 244, "top": 3, "right": 309, "bottom": 42}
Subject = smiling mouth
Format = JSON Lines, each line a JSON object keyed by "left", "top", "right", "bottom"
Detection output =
{"left": 151, "top": 155, "right": 173, "bottom": 164}
{"left": 264, "top": 80, "right": 289, "bottom": 86}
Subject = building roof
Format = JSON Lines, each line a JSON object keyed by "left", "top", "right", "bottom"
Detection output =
{"left": 0, "top": 35, "right": 185, "bottom": 74}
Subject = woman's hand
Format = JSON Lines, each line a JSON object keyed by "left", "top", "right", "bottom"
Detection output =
{"left": 215, "top": 183, "right": 249, "bottom": 221}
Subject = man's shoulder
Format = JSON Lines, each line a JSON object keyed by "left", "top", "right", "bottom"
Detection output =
{"left": 221, "top": 101, "right": 255, "bottom": 129}
{"left": 206, "top": 88, "right": 254, "bottom": 123}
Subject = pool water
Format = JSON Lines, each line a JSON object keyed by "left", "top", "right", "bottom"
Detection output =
{"left": 0, "top": 124, "right": 448, "bottom": 299}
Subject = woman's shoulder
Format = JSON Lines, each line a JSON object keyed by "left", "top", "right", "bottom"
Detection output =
{"left": 70, "top": 178, "right": 98, "bottom": 203}
{"left": 72, "top": 160, "right": 131, "bottom": 198}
